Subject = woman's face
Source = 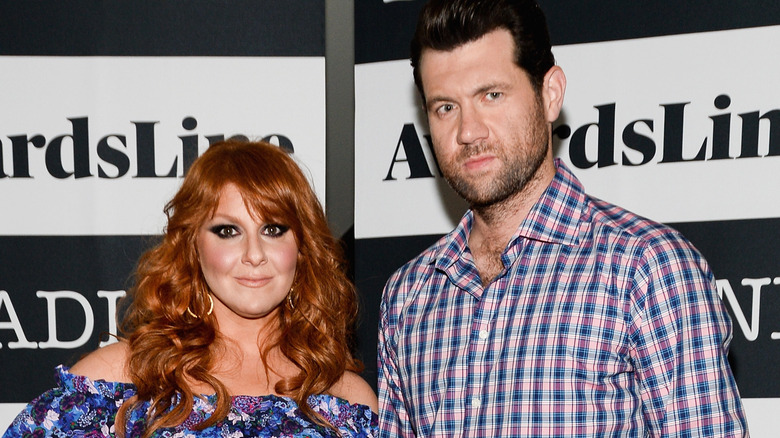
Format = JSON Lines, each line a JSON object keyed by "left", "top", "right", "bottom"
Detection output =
{"left": 196, "top": 184, "right": 298, "bottom": 322}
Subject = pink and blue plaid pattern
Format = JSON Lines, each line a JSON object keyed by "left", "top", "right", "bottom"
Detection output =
{"left": 378, "top": 160, "right": 748, "bottom": 437}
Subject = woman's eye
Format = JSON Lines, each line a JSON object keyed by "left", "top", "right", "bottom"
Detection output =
{"left": 210, "top": 225, "right": 239, "bottom": 239}
{"left": 262, "top": 224, "right": 289, "bottom": 237}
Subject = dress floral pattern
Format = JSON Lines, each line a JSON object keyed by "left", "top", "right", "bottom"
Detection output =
{"left": 2, "top": 366, "right": 377, "bottom": 438}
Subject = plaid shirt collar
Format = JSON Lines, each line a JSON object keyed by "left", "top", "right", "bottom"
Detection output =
{"left": 433, "top": 159, "right": 585, "bottom": 273}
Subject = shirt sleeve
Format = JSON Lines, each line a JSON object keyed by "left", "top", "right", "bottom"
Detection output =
{"left": 629, "top": 232, "right": 749, "bottom": 437}
{"left": 2, "top": 387, "right": 115, "bottom": 438}
{"left": 311, "top": 396, "right": 379, "bottom": 437}
{"left": 377, "top": 279, "right": 416, "bottom": 438}
{"left": 2, "top": 367, "right": 125, "bottom": 438}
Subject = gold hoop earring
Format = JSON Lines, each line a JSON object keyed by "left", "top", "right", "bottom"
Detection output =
{"left": 186, "top": 293, "right": 214, "bottom": 319}
{"left": 287, "top": 286, "right": 295, "bottom": 311}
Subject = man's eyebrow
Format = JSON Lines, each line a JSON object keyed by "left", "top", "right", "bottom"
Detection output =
{"left": 473, "top": 82, "right": 506, "bottom": 96}
{"left": 424, "top": 95, "right": 452, "bottom": 109}
{"left": 424, "top": 82, "right": 509, "bottom": 109}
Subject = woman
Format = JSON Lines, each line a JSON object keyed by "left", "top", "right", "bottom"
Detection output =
{"left": 3, "top": 140, "right": 378, "bottom": 438}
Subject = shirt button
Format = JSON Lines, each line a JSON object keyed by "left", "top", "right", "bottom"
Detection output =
{"left": 478, "top": 330, "right": 489, "bottom": 340}
{"left": 470, "top": 397, "right": 481, "bottom": 408}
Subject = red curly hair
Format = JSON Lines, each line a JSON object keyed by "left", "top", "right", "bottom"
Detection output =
{"left": 116, "top": 140, "right": 362, "bottom": 437}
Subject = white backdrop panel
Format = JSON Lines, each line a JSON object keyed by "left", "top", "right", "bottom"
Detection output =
{"left": 1, "top": 406, "right": 25, "bottom": 435}
{"left": 355, "top": 25, "right": 780, "bottom": 240}
{"left": 355, "top": 60, "right": 463, "bottom": 240}
{"left": 554, "top": 25, "right": 780, "bottom": 224}
{"left": 0, "top": 56, "right": 326, "bottom": 236}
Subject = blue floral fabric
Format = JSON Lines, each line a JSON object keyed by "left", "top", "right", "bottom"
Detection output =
{"left": 3, "top": 366, "right": 377, "bottom": 438}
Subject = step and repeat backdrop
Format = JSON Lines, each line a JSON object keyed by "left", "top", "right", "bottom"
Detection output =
{"left": 0, "top": 1, "right": 326, "bottom": 429}
{"left": 355, "top": 0, "right": 780, "bottom": 435}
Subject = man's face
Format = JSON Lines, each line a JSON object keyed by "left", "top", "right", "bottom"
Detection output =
{"left": 419, "top": 29, "right": 552, "bottom": 208}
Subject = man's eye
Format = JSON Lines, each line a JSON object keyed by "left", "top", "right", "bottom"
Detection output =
{"left": 263, "top": 224, "right": 290, "bottom": 237}
{"left": 486, "top": 92, "right": 502, "bottom": 100}
{"left": 436, "top": 104, "right": 454, "bottom": 115}
{"left": 210, "top": 225, "right": 239, "bottom": 239}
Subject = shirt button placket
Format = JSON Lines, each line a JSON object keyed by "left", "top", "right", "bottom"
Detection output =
{"left": 465, "top": 323, "right": 489, "bottom": 430}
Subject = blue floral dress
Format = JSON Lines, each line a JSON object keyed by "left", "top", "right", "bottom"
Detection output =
{"left": 2, "top": 366, "right": 377, "bottom": 438}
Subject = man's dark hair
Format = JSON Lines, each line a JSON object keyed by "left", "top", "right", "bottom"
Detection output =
{"left": 410, "top": 0, "right": 555, "bottom": 101}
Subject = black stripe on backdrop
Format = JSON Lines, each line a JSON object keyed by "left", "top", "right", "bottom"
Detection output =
{"left": 356, "top": 0, "right": 780, "bottom": 64}
{"left": 669, "top": 217, "right": 780, "bottom": 398}
{"left": 0, "top": 1, "right": 324, "bottom": 56}
{"left": 353, "top": 233, "right": 441, "bottom": 390}
{"left": 0, "top": 236, "right": 154, "bottom": 402}
{"left": 353, "top": 217, "right": 780, "bottom": 397}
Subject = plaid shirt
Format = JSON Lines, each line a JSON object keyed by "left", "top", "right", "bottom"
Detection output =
{"left": 378, "top": 160, "right": 748, "bottom": 437}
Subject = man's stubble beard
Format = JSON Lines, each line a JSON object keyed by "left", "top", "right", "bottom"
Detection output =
{"left": 441, "top": 97, "right": 550, "bottom": 211}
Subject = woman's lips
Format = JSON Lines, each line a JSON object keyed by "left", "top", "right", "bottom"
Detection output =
{"left": 235, "top": 276, "right": 272, "bottom": 288}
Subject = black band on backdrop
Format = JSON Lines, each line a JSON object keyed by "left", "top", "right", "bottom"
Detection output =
{"left": 0, "top": 236, "right": 154, "bottom": 402}
{"left": 668, "top": 217, "right": 780, "bottom": 398}
{"left": 356, "top": 0, "right": 780, "bottom": 64}
{"left": 353, "top": 217, "right": 780, "bottom": 397}
{"left": 0, "top": 1, "right": 324, "bottom": 56}
{"left": 353, "top": 233, "right": 441, "bottom": 391}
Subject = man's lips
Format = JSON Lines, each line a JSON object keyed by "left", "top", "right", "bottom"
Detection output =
{"left": 463, "top": 154, "right": 496, "bottom": 171}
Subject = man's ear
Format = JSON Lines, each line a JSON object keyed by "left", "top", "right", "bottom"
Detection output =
{"left": 542, "top": 65, "right": 566, "bottom": 122}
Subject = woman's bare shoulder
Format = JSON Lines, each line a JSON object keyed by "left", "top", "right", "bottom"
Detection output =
{"left": 329, "top": 370, "right": 378, "bottom": 412}
{"left": 69, "top": 340, "right": 131, "bottom": 382}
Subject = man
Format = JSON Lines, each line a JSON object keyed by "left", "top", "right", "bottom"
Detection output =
{"left": 377, "top": 0, "right": 749, "bottom": 436}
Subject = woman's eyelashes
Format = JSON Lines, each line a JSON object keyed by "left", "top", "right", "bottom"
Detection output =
{"left": 262, "top": 224, "right": 290, "bottom": 237}
{"left": 210, "top": 224, "right": 240, "bottom": 239}
{"left": 208, "top": 223, "right": 289, "bottom": 239}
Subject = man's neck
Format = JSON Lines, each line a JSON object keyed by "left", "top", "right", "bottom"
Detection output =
{"left": 468, "top": 160, "right": 556, "bottom": 285}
